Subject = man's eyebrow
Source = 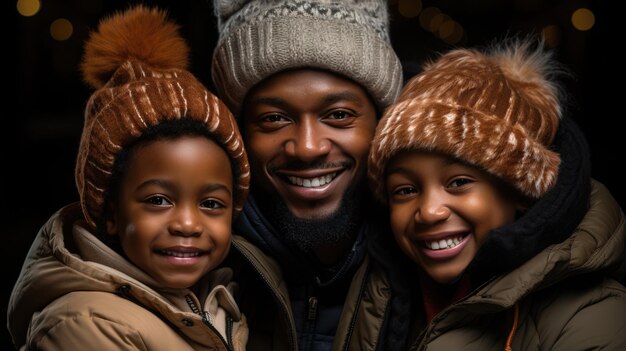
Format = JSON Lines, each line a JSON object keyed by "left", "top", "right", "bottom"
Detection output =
{"left": 249, "top": 96, "right": 290, "bottom": 109}
{"left": 323, "top": 91, "right": 363, "bottom": 105}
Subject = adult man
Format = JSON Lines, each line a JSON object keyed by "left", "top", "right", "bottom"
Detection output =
{"left": 211, "top": 0, "right": 404, "bottom": 349}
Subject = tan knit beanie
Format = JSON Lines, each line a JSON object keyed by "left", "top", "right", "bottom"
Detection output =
{"left": 211, "top": 0, "right": 403, "bottom": 115}
{"left": 77, "top": 5, "right": 250, "bottom": 228}
{"left": 369, "top": 40, "right": 562, "bottom": 202}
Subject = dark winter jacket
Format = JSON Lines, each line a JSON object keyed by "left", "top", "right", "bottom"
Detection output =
{"left": 231, "top": 195, "right": 393, "bottom": 351}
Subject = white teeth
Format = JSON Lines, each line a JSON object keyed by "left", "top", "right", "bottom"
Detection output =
{"left": 424, "top": 235, "right": 465, "bottom": 250}
{"left": 288, "top": 173, "right": 337, "bottom": 188}
{"left": 161, "top": 250, "right": 200, "bottom": 258}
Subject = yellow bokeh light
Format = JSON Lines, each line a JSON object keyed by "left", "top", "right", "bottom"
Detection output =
{"left": 429, "top": 13, "right": 450, "bottom": 33}
{"left": 50, "top": 18, "right": 73, "bottom": 41}
{"left": 440, "top": 21, "right": 464, "bottom": 45}
{"left": 571, "top": 8, "right": 595, "bottom": 31}
{"left": 17, "top": 0, "right": 40, "bottom": 17}
{"left": 399, "top": 0, "right": 422, "bottom": 18}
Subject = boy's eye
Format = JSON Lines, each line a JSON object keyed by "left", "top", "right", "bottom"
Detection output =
{"left": 200, "top": 199, "right": 225, "bottom": 210}
{"left": 145, "top": 196, "right": 171, "bottom": 206}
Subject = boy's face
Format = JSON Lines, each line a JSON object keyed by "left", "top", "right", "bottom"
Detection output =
{"left": 385, "top": 151, "right": 522, "bottom": 284}
{"left": 107, "top": 136, "right": 233, "bottom": 289}
{"left": 242, "top": 69, "right": 377, "bottom": 219}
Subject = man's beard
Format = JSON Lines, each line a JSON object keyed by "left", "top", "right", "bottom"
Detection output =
{"left": 254, "top": 183, "right": 366, "bottom": 255}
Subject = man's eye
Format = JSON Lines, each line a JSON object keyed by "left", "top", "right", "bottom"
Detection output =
{"left": 328, "top": 111, "right": 349, "bottom": 119}
{"left": 263, "top": 114, "right": 286, "bottom": 123}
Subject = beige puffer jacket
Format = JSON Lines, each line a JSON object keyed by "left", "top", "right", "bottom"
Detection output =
{"left": 8, "top": 203, "right": 248, "bottom": 351}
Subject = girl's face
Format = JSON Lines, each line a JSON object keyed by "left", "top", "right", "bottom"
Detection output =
{"left": 385, "top": 151, "right": 523, "bottom": 284}
{"left": 107, "top": 136, "right": 233, "bottom": 289}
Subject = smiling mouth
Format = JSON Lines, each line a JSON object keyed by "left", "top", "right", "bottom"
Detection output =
{"left": 285, "top": 173, "right": 338, "bottom": 188}
{"left": 422, "top": 234, "right": 468, "bottom": 250}
{"left": 156, "top": 249, "right": 204, "bottom": 258}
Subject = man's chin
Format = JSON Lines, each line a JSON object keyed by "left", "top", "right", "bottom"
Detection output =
{"left": 285, "top": 201, "right": 341, "bottom": 220}
{"left": 254, "top": 184, "right": 365, "bottom": 253}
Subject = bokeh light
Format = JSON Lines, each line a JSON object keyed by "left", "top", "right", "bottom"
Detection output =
{"left": 571, "top": 8, "right": 594, "bottom": 31}
{"left": 16, "top": 0, "right": 40, "bottom": 17}
{"left": 419, "top": 7, "right": 441, "bottom": 31}
{"left": 398, "top": 0, "right": 422, "bottom": 18}
{"left": 50, "top": 18, "right": 73, "bottom": 41}
{"left": 439, "top": 20, "right": 464, "bottom": 45}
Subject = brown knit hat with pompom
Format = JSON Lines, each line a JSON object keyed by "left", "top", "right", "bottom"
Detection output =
{"left": 77, "top": 5, "right": 249, "bottom": 228}
{"left": 369, "top": 40, "right": 562, "bottom": 202}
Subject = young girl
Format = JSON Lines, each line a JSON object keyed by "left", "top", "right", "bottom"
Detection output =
{"left": 8, "top": 6, "right": 250, "bottom": 350}
{"left": 368, "top": 40, "right": 626, "bottom": 350}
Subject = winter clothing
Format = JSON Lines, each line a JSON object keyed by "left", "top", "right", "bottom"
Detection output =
{"left": 369, "top": 41, "right": 561, "bottom": 201}
{"left": 78, "top": 5, "right": 249, "bottom": 227}
{"left": 7, "top": 203, "right": 248, "bottom": 351}
{"left": 407, "top": 179, "right": 626, "bottom": 351}
{"left": 367, "top": 39, "right": 626, "bottom": 350}
{"left": 229, "top": 195, "right": 395, "bottom": 351}
{"left": 7, "top": 5, "right": 254, "bottom": 350}
{"left": 211, "top": 0, "right": 403, "bottom": 115}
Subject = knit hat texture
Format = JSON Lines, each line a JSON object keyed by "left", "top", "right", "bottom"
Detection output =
{"left": 77, "top": 5, "right": 250, "bottom": 228}
{"left": 369, "top": 40, "right": 562, "bottom": 202}
{"left": 211, "top": 0, "right": 403, "bottom": 115}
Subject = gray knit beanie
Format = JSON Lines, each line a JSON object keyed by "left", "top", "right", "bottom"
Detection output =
{"left": 211, "top": 0, "right": 403, "bottom": 115}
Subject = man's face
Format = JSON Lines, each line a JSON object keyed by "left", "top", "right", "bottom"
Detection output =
{"left": 242, "top": 69, "right": 377, "bottom": 220}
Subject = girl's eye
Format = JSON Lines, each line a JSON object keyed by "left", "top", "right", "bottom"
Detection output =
{"left": 393, "top": 186, "right": 417, "bottom": 196}
{"left": 145, "top": 196, "right": 171, "bottom": 206}
{"left": 200, "top": 199, "right": 225, "bottom": 210}
{"left": 448, "top": 178, "right": 473, "bottom": 188}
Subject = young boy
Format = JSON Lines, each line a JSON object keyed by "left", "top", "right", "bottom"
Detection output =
{"left": 8, "top": 6, "right": 250, "bottom": 350}
{"left": 368, "top": 40, "right": 626, "bottom": 350}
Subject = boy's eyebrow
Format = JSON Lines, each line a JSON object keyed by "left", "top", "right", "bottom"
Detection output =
{"left": 136, "top": 179, "right": 232, "bottom": 195}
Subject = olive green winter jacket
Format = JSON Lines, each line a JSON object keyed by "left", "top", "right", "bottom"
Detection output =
{"left": 408, "top": 181, "right": 626, "bottom": 351}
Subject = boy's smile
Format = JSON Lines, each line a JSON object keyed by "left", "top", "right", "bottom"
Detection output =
{"left": 108, "top": 136, "right": 233, "bottom": 289}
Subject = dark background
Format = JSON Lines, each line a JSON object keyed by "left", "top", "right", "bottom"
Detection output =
{"left": 4, "top": 0, "right": 623, "bottom": 348}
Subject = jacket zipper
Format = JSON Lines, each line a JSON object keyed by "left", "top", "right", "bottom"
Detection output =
{"left": 341, "top": 261, "right": 372, "bottom": 351}
{"left": 185, "top": 294, "right": 234, "bottom": 351}
{"left": 307, "top": 296, "right": 318, "bottom": 321}
{"left": 232, "top": 240, "right": 298, "bottom": 350}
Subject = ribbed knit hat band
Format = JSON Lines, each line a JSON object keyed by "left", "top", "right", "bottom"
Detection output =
{"left": 369, "top": 41, "right": 562, "bottom": 202}
{"left": 211, "top": 0, "right": 403, "bottom": 115}
{"left": 77, "top": 6, "right": 250, "bottom": 228}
